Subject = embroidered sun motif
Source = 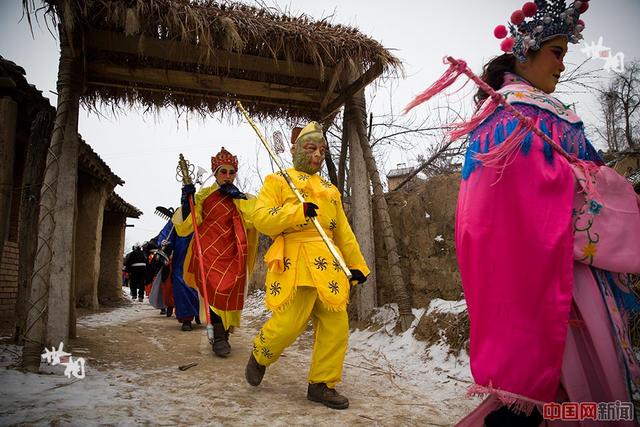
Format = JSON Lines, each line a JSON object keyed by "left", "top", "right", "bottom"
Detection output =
{"left": 261, "top": 347, "right": 273, "bottom": 359}
{"left": 259, "top": 330, "right": 266, "bottom": 343}
{"left": 332, "top": 259, "right": 341, "bottom": 272}
{"left": 329, "top": 219, "right": 337, "bottom": 230}
{"left": 314, "top": 257, "right": 328, "bottom": 271}
{"left": 269, "top": 281, "right": 281, "bottom": 296}
{"left": 298, "top": 173, "right": 310, "bottom": 181}
{"left": 320, "top": 178, "right": 332, "bottom": 188}
{"left": 328, "top": 281, "right": 340, "bottom": 295}
{"left": 283, "top": 257, "right": 291, "bottom": 271}
{"left": 299, "top": 189, "right": 309, "bottom": 199}
{"left": 268, "top": 206, "right": 282, "bottom": 216}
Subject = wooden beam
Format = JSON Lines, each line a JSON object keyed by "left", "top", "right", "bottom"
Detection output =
{"left": 321, "top": 61, "right": 385, "bottom": 119}
{"left": 87, "top": 80, "right": 319, "bottom": 113}
{"left": 85, "top": 30, "right": 333, "bottom": 82}
{"left": 87, "top": 62, "right": 329, "bottom": 105}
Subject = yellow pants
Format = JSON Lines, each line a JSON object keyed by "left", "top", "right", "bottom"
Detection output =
{"left": 252, "top": 286, "right": 349, "bottom": 388}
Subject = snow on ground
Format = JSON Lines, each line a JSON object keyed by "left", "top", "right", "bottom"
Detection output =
{"left": 1, "top": 290, "right": 478, "bottom": 426}
{"left": 349, "top": 302, "right": 473, "bottom": 399}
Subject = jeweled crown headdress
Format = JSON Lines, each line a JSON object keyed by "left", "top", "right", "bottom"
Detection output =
{"left": 211, "top": 147, "right": 238, "bottom": 172}
{"left": 494, "top": 0, "right": 589, "bottom": 61}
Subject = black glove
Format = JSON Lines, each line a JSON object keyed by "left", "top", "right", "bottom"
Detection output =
{"left": 349, "top": 269, "right": 367, "bottom": 284}
{"left": 181, "top": 184, "right": 196, "bottom": 220}
{"left": 303, "top": 202, "right": 319, "bottom": 217}
{"left": 219, "top": 183, "right": 247, "bottom": 199}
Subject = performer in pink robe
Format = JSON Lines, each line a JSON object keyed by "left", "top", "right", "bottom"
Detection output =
{"left": 405, "top": 1, "right": 640, "bottom": 425}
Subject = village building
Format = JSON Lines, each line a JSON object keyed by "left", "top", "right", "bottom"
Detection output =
{"left": 0, "top": 56, "right": 140, "bottom": 339}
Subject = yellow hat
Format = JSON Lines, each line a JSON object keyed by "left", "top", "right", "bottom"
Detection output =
{"left": 293, "top": 121, "right": 324, "bottom": 145}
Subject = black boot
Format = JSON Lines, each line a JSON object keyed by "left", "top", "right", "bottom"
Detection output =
{"left": 212, "top": 323, "right": 230, "bottom": 357}
{"left": 484, "top": 406, "right": 543, "bottom": 427}
{"left": 160, "top": 308, "right": 166, "bottom": 315}
{"left": 245, "top": 353, "right": 266, "bottom": 386}
{"left": 181, "top": 321, "right": 192, "bottom": 331}
{"left": 307, "top": 383, "right": 349, "bottom": 410}
{"left": 166, "top": 307, "right": 173, "bottom": 317}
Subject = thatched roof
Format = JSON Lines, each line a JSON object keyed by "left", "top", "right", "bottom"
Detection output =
{"left": 0, "top": 55, "right": 55, "bottom": 123}
{"left": 106, "top": 192, "right": 142, "bottom": 218}
{"left": 30, "top": 0, "right": 401, "bottom": 122}
{"left": 78, "top": 136, "right": 124, "bottom": 188}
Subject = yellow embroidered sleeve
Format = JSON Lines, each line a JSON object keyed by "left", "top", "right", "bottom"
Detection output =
{"left": 253, "top": 174, "right": 306, "bottom": 236}
{"left": 234, "top": 195, "right": 256, "bottom": 230}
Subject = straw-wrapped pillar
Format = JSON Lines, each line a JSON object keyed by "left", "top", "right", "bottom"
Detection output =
{"left": 354, "top": 111, "right": 415, "bottom": 332}
{"left": 344, "top": 88, "right": 377, "bottom": 322}
{"left": 23, "top": 27, "right": 81, "bottom": 370}
{"left": 15, "top": 110, "right": 53, "bottom": 344}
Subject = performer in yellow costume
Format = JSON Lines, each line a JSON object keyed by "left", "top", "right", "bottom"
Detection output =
{"left": 173, "top": 148, "right": 258, "bottom": 357}
{"left": 245, "top": 122, "right": 369, "bottom": 409}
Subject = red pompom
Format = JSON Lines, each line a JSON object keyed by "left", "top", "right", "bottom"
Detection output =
{"left": 510, "top": 10, "right": 526, "bottom": 25}
{"left": 494, "top": 25, "right": 508, "bottom": 39}
{"left": 577, "top": 19, "right": 585, "bottom": 27}
{"left": 500, "top": 37, "right": 515, "bottom": 53}
{"left": 522, "top": 2, "right": 538, "bottom": 17}
{"left": 578, "top": 1, "right": 589, "bottom": 13}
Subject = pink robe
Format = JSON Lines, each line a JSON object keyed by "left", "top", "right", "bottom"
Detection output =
{"left": 455, "top": 75, "right": 640, "bottom": 426}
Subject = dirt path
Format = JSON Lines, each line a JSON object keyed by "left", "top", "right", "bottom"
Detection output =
{"left": 1, "top": 294, "right": 477, "bottom": 426}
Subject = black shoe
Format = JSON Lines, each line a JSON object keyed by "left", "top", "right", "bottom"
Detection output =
{"left": 166, "top": 307, "right": 173, "bottom": 317}
{"left": 194, "top": 316, "right": 201, "bottom": 325}
{"left": 138, "top": 296, "right": 143, "bottom": 302}
{"left": 485, "top": 406, "right": 543, "bottom": 427}
{"left": 160, "top": 308, "right": 166, "bottom": 315}
{"left": 181, "top": 321, "right": 193, "bottom": 332}
{"left": 212, "top": 323, "right": 231, "bottom": 357}
{"left": 307, "top": 383, "right": 349, "bottom": 410}
{"left": 245, "top": 353, "right": 266, "bottom": 386}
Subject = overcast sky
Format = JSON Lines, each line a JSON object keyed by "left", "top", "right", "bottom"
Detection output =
{"left": 1, "top": 0, "right": 639, "bottom": 250}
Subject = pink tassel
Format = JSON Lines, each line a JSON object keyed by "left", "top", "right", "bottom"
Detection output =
{"left": 403, "top": 58, "right": 468, "bottom": 114}
{"left": 467, "top": 383, "right": 541, "bottom": 416}
{"left": 476, "top": 119, "right": 534, "bottom": 168}
{"left": 447, "top": 99, "right": 500, "bottom": 142}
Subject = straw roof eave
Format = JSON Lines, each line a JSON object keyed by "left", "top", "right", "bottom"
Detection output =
{"left": 28, "top": 0, "right": 402, "bottom": 121}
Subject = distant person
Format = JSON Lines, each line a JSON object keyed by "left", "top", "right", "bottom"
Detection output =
{"left": 124, "top": 243, "right": 147, "bottom": 302}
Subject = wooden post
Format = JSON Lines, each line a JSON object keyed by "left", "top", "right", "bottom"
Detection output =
{"left": 23, "top": 28, "right": 81, "bottom": 371}
{"left": 0, "top": 97, "right": 18, "bottom": 263}
{"left": 15, "top": 110, "right": 54, "bottom": 344}
{"left": 46, "top": 100, "right": 79, "bottom": 346}
{"left": 344, "top": 91, "right": 377, "bottom": 322}
{"left": 352, "top": 98, "right": 415, "bottom": 332}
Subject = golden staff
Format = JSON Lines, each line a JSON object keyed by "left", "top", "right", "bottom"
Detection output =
{"left": 177, "top": 154, "right": 215, "bottom": 343}
{"left": 236, "top": 101, "right": 352, "bottom": 279}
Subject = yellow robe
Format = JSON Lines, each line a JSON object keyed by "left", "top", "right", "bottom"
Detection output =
{"left": 253, "top": 168, "right": 370, "bottom": 312}
{"left": 172, "top": 183, "right": 258, "bottom": 327}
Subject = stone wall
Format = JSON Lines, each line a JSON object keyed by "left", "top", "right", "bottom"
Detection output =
{"left": 374, "top": 172, "right": 462, "bottom": 309}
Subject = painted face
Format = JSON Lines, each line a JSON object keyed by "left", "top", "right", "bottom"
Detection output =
{"left": 516, "top": 36, "right": 567, "bottom": 94}
{"left": 214, "top": 164, "right": 236, "bottom": 185}
{"left": 291, "top": 137, "right": 326, "bottom": 175}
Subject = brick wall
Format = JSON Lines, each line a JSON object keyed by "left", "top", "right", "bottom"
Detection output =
{"left": 0, "top": 241, "right": 19, "bottom": 320}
